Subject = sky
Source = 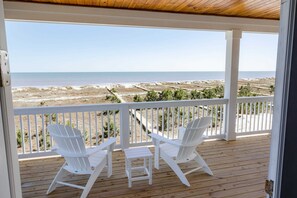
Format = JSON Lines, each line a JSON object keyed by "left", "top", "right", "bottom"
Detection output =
{"left": 5, "top": 21, "right": 278, "bottom": 72}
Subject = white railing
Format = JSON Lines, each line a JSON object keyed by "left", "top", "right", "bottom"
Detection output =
{"left": 14, "top": 98, "right": 228, "bottom": 158}
{"left": 14, "top": 96, "right": 273, "bottom": 158}
{"left": 236, "top": 96, "right": 274, "bottom": 135}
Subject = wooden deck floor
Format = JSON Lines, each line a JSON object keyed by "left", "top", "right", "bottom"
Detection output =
{"left": 19, "top": 135, "right": 270, "bottom": 198}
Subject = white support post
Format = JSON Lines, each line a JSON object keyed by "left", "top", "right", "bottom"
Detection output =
{"left": 120, "top": 104, "right": 130, "bottom": 149}
{"left": 0, "top": 0, "right": 22, "bottom": 197}
{"left": 224, "top": 30, "right": 242, "bottom": 141}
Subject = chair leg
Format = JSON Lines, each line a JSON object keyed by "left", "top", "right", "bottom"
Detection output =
{"left": 161, "top": 153, "right": 190, "bottom": 187}
{"left": 47, "top": 163, "right": 68, "bottom": 194}
{"left": 107, "top": 151, "right": 112, "bottom": 178}
{"left": 80, "top": 160, "right": 106, "bottom": 198}
{"left": 154, "top": 141, "right": 160, "bottom": 170}
{"left": 194, "top": 151, "right": 213, "bottom": 176}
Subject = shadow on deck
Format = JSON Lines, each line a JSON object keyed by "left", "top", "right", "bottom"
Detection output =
{"left": 19, "top": 134, "right": 270, "bottom": 198}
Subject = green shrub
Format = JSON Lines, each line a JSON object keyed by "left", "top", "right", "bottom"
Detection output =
{"left": 159, "top": 89, "right": 173, "bottom": 101}
{"left": 100, "top": 122, "right": 119, "bottom": 139}
{"left": 238, "top": 83, "right": 257, "bottom": 97}
{"left": 269, "top": 85, "right": 275, "bottom": 94}
{"left": 105, "top": 95, "right": 121, "bottom": 103}
{"left": 213, "top": 85, "right": 224, "bottom": 98}
{"left": 202, "top": 88, "right": 216, "bottom": 99}
{"left": 144, "top": 90, "right": 158, "bottom": 101}
{"left": 133, "top": 94, "right": 143, "bottom": 102}
{"left": 16, "top": 129, "right": 22, "bottom": 148}
{"left": 190, "top": 90, "right": 202, "bottom": 99}
{"left": 173, "top": 89, "right": 188, "bottom": 100}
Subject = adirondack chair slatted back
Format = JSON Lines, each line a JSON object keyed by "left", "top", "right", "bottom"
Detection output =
{"left": 176, "top": 117, "right": 212, "bottom": 162}
{"left": 48, "top": 124, "right": 91, "bottom": 172}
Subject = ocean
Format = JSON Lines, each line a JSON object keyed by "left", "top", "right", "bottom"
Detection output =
{"left": 11, "top": 71, "right": 276, "bottom": 88}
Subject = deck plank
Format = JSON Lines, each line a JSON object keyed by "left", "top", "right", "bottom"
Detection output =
{"left": 19, "top": 135, "right": 270, "bottom": 198}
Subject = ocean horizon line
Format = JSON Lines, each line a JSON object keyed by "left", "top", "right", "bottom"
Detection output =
{"left": 11, "top": 71, "right": 275, "bottom": 88}
{"left": 11, "top": 71, "right": 276, "bottom": 74}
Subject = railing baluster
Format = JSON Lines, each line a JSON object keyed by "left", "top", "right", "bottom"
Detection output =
{"left": 101, "top": 112, "right": 104, "bottom": 143}
{"left": 202, "top": 105, "right": 205, "bottom": 117}
{"left": 134, "top": 109, "right": 137, "bottom": 142}
{"left": 177, "top": 107, "right": 180, "bottom": 127}
{"left": 49, "top": 113, "right": 53, "bottom": 145}
{"left": 167, "top": 107, "right": 170, "bottom": 138}
{"left": 245, "top": 103, "right": 248, "bottom": 132}
{"left": 249, "top": 102, "right": 252, "bottom": 132}
{"left": 220, "top": 104, "right": 223, "bottom": 134}
{"left": 113, "top": 110, "right": 116, "bottom": 137}
{"left": 42, "top": 114, "right": 46, "bottom": 152}
{"left": 130, "top": 109, "right": 133, "bottom": 143}
{"left": 261, "top": 102, "right": 264, "bottom": 131}
{"left": 236, "top": 103, "right": 239, "bottom": 133}
{"left": 187, "top": 107, "right": 190, "bottom": 124}
{"left": 35, "top": 114, "right": 39, "bottom": 152}
{"left": 182, "top": 106, "right": 185, "bottom": 126}
{"left": 151, "top": 108, "right": 153, "bottom": 133}
{"left": 206, "top": 105, "right": 209, "bottom": 136}
{"left": 257, "top": 102, "right": 260, "bottom": 131}
{"left": 265, "top": 102, "right": 269, "bottom": 130}
{"left": 253, "top": 102, "right": 256, "bottom": 131}
{"left": 89, "top": 111, "right": 92, "bottom": 147}
{"left": 140, "top": 109, "right": 143, "bottom": 143}
{"left": 20, "top": 115, "right": 25, "bottom": 154}
{"left": 269, "top": 102, "right": 273, "bottom": 129}
{"left": 161, "top": 108, "right": 164, "bottom": 136}
{"left": 172, "top": 107, "right": 175, "bottom": 139}
{"left": 27, "top": 115, "right": 32, "bottom": 153}
{"left": 241, "top": 103, "right": 244, "bottom": 133}
{"left": 155, "top": 108, "right": 158, "bottom": 134}
{"left": 210, "top": 105, "right": 213, "bottom": 136}
{"left": 215, "top": 105, "right": 218, "bottom": 135}
{"left": 95, "top": 111, "right": 98, "bottom": 146}
{"left": 82, "top": 112, "right": 85, "bottom": 142}
{"left": 145, "top": 108, "right": 148, "bottom": 142}
{"left": 107, "top": 112, "right": 110, "bottom": 139}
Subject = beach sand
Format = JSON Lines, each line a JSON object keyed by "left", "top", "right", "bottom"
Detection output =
{"left": 12, "top": 78, "right": 275, "bottom": 108}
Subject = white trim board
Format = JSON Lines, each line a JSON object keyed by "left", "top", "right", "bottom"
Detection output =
{"left": 3, "top": 1, "right": 279, "bottom": 33}
{"left": 0, "top": 0, "right": 22, "bottom": 197}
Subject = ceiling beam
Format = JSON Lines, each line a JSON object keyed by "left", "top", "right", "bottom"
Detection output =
{"left": 3, "top": 1, "right": 279, "bottom": 33}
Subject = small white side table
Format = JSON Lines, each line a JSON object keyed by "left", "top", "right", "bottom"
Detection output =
{"left": 124, "top": 147, "right": 153, "bottom": 188}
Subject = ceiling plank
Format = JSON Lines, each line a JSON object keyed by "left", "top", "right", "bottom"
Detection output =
{"left": 3, "top": 1, "right": 279, "bottom": 32}
{"left": 3, "top": 0, "right": 280, "bottom": 20}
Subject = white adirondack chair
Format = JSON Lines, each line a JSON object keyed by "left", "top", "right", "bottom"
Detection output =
{"left": 149, "top": 117, "right": 213, "bottom": 187}
{"left": 46, "top": 124, "right": 116, "bottom": 198}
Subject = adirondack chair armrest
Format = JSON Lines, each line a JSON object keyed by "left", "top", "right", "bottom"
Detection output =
{"left": 86, "top": 137, "right": 117, "bottom": 156}
{"left": 97, "top": 137, "right": 116, "bottom": 151}
{"left": 149, "top": 133, "right": 181, "bottom": 147}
